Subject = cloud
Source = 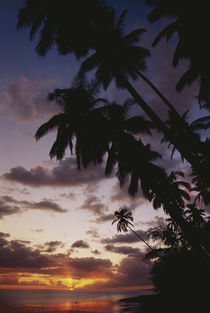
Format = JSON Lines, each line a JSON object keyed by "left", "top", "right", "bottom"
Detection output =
{"left": 86, "top": 229, "right": 100, "bottom": 238}
{"left": 3, "top": 158, "right": 106, "bottom": 187}
{"left": 80, "top": 195, "right": 108, "bottom": 216}
{"left": 0, "top": 238, "right": 55, "bottom": 270}
{"left": 1, "top": 76, "right": 59, "bottom": 122}
{"left": 71, "top": 240, "right": 90, "bottom": 249}
{"left": 0, "top": 234, "right": 113, "bottom": 278}
{"left": 67, "top": 257, "right": 113, "bottom": 279}
{"left": 0, "top": 196, "right": 66, "bottom": 218}
{"left": 101, "top": 229, "right": 147, "bottom": 245}
{"left": 91, "top": 249, "right": 101, "bottom": 255}
{"left": 0, "top": 233, "right": 152, "bottom": 289}
{"left": 43, "top": 241, "right": 64, "bottom": 253}
{"left": 104, "top": 244, "right": 142, "bottom": 256}
{"left": 0, "top": 199, "right": 20, "bottom": 219}
{"left": 101, "top": 254, "right": 151, "bottom": 288}
{"left": 91, "top": 213, "right": 114, "bottom": 224}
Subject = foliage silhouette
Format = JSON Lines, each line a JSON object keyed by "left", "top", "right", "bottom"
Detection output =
{"left": 18, "top": 0, "right": 210, "bottom": 273}
{"left": 17, "top": 0, "right": 109, "bottom": 58}
{"left": 145, "top": 210, "right": 210, "bottom": 310}
{"left": 146, "top": 0, "right": 210, "bottom": 109}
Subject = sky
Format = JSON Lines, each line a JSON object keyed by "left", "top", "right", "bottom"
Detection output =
{"left": 0, "top": 0, "right": 206, "bottom": 291}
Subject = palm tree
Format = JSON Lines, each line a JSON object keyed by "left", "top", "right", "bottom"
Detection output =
{"left": 161, "top": 110, "right": 210, "bottom": 160}
{"left": 17, "top": 0, "right": 108, "bottom": 58}
{"left": 17, "top": 1, "right": 198, "bottom": 160}
{"left": 146, "top": 0, "right": 210, "bottom": 108}
{"left": 78, "top": 8, "right": 201, "bottom": 171}
{"left": 35, "top": 80, "right": 111, "bottom": 168}
{"left": 112, "top": 207, "right": 154, "bottom": 250}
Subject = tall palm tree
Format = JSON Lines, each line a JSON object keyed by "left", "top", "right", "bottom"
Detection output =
{"left": 146, "top": 0, "right": 210, "bottom": 108}
{"left": 112, "top": 207, "right": 154, "bottom": 250}
{"left": 78, "top": 8, "right": 201, "bottom": 171}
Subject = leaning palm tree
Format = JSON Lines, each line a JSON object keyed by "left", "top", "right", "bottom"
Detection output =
{"left": 78, "top": 8, "right": 200, "bottom": 171}
{"left": 17, "top": 1, "right": 197, "bottom": 160}
{"left": 112, "top": 207, "right": 154, "bottom": 250}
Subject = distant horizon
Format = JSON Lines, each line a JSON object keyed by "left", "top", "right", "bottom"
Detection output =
{"left": 0, "top": 285, "right": 154, "bottom": 291}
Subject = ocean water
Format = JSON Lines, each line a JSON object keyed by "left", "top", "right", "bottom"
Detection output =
{"left": 0, "top": 289, "right": 152, "bottom": 313}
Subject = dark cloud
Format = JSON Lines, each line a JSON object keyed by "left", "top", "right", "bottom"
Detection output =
{"left": 80, "top": 195, "right": 108, "bottom": 216}
{"left": 86, "top": 229, "right": 100, "bottom": 238}
{"left": 101, "top": 229, "right": 147, "bottom": 245}
{"left": 0, "top": 199, "right": 20, "bottom": 219}
{"left": 104, "top": 244, "right": 142, "bottom": 256}
{"left": 3, "top": 158, "right": 106, "bottom": 187}
{"left": 137, "top": 216, "right": 165, "bottom": 228}
{"left": 0, "top": 232, "right": 10, "bottom": 238}
{"left": 44, "top": 241, "right": 64, "bottom": 253}
{"left": 0, "top": 196, "right": 66, "bottom": 218}
{"left": 91, "top": 213, "right": 114, "bottom": 224}
{"left": 0, "top": 238, "right": 55, "bottom": 270}
{"left": 0, "top": 233, "right": 152, "bottom": 289}
{"left": 91, "top": 249, "right": 101, "bottom": 255}
{"left": 0, "top": 235, "right": 113, "bottom": 281}
{"left": 71, "top": 240, "right": 90, "bottom": 249}
{"left": 67, "top": 257, "right": 113, "bottom": 279}
{"left": 60, "top": 192, "right": 76, "bottom": 200}
{"left": 101, "top": 254, "right": 151, "bottom": 288}
{"left": 2, "top": 76, "right": 59, "bottom": 122}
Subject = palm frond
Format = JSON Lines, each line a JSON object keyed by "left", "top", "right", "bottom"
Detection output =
{"left": 35, "top": 114, "right": 65, "bottom": 140}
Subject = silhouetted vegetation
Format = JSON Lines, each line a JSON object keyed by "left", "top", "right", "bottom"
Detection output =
{"left": 18, "top": 0, "right": 210, "bottom": 309}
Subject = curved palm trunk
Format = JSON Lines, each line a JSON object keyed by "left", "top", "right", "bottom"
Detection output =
{"left": 127, "top": 225, "right": 154, "bottom": 251}
{"left": 121, "top": 77, "right": 200, "bottom": 170}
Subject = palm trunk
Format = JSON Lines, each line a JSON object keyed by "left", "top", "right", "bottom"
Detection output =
{"left": 121, "top": 77, "right": 200, "bottom": 170}
{"left": 136, "top": 70, "right": 178, "bottom": 113}
{"left": 136, "top": 70, "right": 203, "bottom": 155}
{"left": 127, "top": 225, "right": 154, "bottom": 250}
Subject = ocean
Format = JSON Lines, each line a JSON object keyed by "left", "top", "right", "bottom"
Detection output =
{"left": 0, "top": 289, "right": 152, "bottom": 313}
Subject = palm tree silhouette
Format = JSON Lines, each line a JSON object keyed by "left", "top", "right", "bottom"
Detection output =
{"left": 17, "top": 0, "right": 108, "bottom": 58}
{"left": 146, "top": 0, "right": 210, "bottom": 108}
{"left": 162, "top": 110, "right": 210, "bottom": 160}
{"left": 35, "top": 80, "right": 111, "bottom": 168}
{"left": 18, "top": 2, "right": 209, "bottom": 178}
{"left": 78, "top": 8, "right": 200, "bottom": 171}
{"left": 112, "top": 207, "right": 154, "bottom": 250}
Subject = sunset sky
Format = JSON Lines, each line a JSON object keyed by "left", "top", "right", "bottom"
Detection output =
{"left": 0, "top": 0, "right": 202, "bottom": 291}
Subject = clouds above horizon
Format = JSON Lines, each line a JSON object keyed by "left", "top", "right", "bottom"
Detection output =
{"left": 3, "top": 157, "right": 107, "bottom": 188}
{"left": 1, "top": 76, "right": 59, "bottom": 122}
{"left": 0, "top": 231, "right": 151, "bottom": 289}
{"left": 101, "top": 229, "right": 148, "bottom": 245}
{"left": 0, "top": 195, "right": 66, "bottom": 219}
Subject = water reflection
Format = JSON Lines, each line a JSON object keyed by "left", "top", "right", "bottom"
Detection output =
{"left": 8, "top": 300, "right": 140, "bottom": 313}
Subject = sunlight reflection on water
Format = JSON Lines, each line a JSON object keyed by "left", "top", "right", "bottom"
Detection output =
{"left": 6, "top": 300, "right": 141, "bottom": 313}
{"left": 0, "top": 289, "right": 148, "bottom": 313}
